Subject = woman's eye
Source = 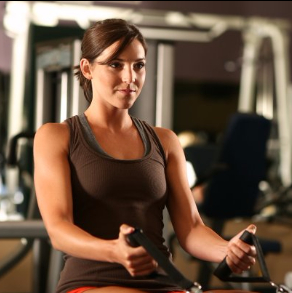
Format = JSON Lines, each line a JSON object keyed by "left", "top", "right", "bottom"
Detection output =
{"left": 135, "top": 62, "right": 145, "bottom": 69}
{"left": 109, "top": 62, "right": 122, "bottom": 68}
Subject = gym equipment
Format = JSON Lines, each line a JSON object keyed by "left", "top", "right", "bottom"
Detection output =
{"left": 214, "top": 230, "right": 291, "bottom": 293}
{"left": 170, "top": 112, "right": 282, "bottom": 290}
{"left": 127, "top": 228, "right": 291, "bottom": 293}
{"left": 0, "top": 132, "right": 60, "bottom": 293}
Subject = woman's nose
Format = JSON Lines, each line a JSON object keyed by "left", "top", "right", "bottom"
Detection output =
{"left": 122, "top": 67, "right": 136, "bottom": 83}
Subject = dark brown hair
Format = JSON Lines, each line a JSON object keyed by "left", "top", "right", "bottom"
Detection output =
{"left": 74, "top": 18, "right": 148, "bottom": 103}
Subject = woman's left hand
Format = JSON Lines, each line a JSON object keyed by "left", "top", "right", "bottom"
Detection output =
{"left": 226, "top": 224, "right": 257, "bottom": 274}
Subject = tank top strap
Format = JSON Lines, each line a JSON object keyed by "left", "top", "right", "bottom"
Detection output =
{"left": 136, "top": 118, "right": 167, "bottom": 167}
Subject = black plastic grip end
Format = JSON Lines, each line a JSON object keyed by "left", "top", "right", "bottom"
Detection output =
{"left": 239, "top": 230, "right": 254, "bottom": 245}
{"left": 214, "top": 230, "right": 253, "bottom": 281}
{"left": 126, "top": 228, "right": 143, "bottom": 247}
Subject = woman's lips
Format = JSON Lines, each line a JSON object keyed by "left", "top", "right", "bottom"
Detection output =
{"left": 118, "top": 89, "right": 136, "bottom": 94}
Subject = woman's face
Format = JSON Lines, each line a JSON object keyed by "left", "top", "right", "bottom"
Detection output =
{"left": 84, "top": 39, "right": 146, "bottom": 110}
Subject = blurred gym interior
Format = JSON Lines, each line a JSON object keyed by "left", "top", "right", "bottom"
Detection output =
{"left": 0, "top": 1, "right": 292, "bottom": 293}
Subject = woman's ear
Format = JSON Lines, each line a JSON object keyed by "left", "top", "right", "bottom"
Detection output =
{"left": 80, "top": 58, "right": 92, "bottom": 80}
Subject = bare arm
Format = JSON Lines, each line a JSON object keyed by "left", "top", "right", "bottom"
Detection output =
{"left": 154, "top": 127, "right": 256, "bottom": 273}
{"left": 33, "top": 123, "right": 156, "bottom": 276}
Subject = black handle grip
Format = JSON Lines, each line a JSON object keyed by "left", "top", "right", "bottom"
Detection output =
{"left": 126, "top": 228, "right": 142, "bottom": 247}
{"left": 126, "top": 228, "right": 198, "bottom": 291}
{"left": 214, "top": 230, "right": 253, "bottom": 281}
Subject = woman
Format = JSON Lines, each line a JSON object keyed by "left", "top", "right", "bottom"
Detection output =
{"left": 33, "top": 19, "right": 256, "bottom": 293}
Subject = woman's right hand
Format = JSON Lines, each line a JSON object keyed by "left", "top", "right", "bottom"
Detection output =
{"left": 114, "top": 224, "right": 158, "bottom": 277}
{"left": 226, "top": 224, "right": 257, "bottom": 274}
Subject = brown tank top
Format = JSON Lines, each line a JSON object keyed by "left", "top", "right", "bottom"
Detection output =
{"left": 56, "top": 115, "right": 182, "bottom": 293}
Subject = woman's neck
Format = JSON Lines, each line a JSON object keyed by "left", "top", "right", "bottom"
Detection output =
{"left": 84, "top": 107, "right": 132, "bottom": 133}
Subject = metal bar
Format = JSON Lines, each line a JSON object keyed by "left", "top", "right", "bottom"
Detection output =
{"left": 0, "top": 220, "right": 48, "bottom": 238}
{"left": 155, "top": 43, "right": 175, "bottom": 129}
{"left": 238, "top": 29, "right": 262, "bottom": 112}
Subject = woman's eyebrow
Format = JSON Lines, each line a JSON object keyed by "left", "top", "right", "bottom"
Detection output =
{"left": 113, "top": 57, "right": 146, "bottom": 62}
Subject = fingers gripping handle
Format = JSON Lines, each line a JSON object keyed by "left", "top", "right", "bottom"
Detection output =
{"left": 213, "top": 231, "right": 291, "bottom": 292}
{"left": 214, "top": 230, "right": 253, "bottom": 281}
{"left": 126, "top": 228, "right": 202, "bottom": 293}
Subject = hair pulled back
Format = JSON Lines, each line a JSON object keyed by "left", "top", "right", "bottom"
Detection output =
{"left": 74, "top": 18, "right": 148, "bottom": 103}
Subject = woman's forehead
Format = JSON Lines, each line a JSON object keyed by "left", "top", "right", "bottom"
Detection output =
{"left": 97, "top": 39, "right": 145, "bottom": 61}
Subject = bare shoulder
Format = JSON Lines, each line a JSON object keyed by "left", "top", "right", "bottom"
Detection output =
{"left": 153, "top": 126, "right": 181, "bottom": 157}
{"left": 34, "top": 122, "right": 70, "bottom": 151}
{"left": 153, "top": 126, "right": 177, "bottom": 141}
{"left": 153, "top": 126, "right": 180, "bottom": 144}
